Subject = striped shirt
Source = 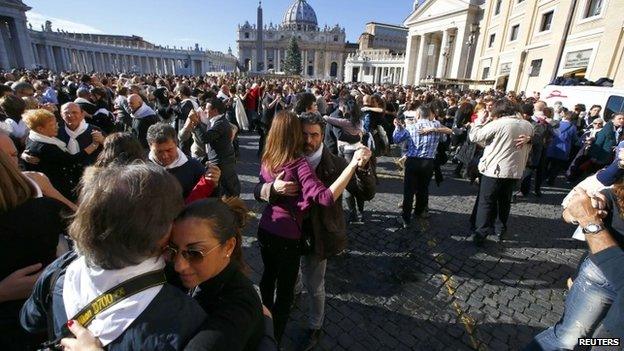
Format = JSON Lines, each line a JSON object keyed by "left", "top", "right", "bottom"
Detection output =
{"left": 393, "top": 119, "right": 443, "bottom": 159}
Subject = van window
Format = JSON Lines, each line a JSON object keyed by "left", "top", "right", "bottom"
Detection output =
{"left": 605, "top": 95, "right": 624, "bottom": 120}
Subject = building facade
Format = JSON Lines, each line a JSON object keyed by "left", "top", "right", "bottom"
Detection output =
{"left": 402, "top": 0, "right": 483, "bottom": 86}
{"left": 344, "top": 22, "right": 407, "bottom": 83}
{"left": 358, "top": 22, "right": 408, "bottom": 53}
{"left": 344, "top": 50, "right": 406, "bottom": 84}
{"left": 237, "top": 0, "right": 347, "bottom": 79}
{"left": 471, "top": 0, "right": 624, "bottom": 92}
{"left": 0, "top": 0, "right": 237, "bottom": 74}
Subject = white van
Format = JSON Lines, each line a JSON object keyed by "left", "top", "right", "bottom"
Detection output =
{"left": 541, "top": 85, "right": 624, "bottom": 120}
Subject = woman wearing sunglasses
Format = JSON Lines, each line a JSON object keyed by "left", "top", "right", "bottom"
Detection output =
{"left": 165, "top": 197, "right": 266, "bottom": 351}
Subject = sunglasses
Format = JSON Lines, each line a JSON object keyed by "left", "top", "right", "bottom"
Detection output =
{"left": 163, "top": 243, "right": 221, "bottom": 264}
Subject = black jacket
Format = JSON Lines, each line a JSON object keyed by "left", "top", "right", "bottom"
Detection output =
{"left": 193, "top": 115, "right": 236, "bottom": 166}
{"left": 57, "top": 123, "right": 102, "bottom": 174}
{"left": 24, "top": 140, "right": 90, "bottom": 200}
{"left": 0, "top": 197, "right": 67, "bottom": 350}
{"left": 183, "top": 263, "right": 264, "bottom": 351}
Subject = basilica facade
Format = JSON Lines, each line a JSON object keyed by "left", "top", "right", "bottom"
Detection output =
{"left": 237, "top": 0, "right": 350, "bottom": 80}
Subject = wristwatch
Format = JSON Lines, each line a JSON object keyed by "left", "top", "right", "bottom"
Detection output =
{"left": 582, "top": 223, "right": 604, "bottom": 235}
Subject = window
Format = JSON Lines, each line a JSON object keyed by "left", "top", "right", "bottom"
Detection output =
{"left": 333, "top": 36, "right": 338, "bottom": 42}
{"left": 244, "top": 32, "right": 250, "bottom": 39}
{"left": 482, "top": 67, "right": 490, "bottom": 79}
{"left": 510, "top": 24, "right": 519, "bottom": 41}
{"left": 330, "top": 62, "right": 338, "bottom": 77}
{"left": 605, "top": 95, "right": 624, "bottom": 120}
{"left": 494, "top": 0, "right": 503, "bottom": 15}
{"left": 488, "top": 34, "right": 496, "bottom": 48}
{"left": 529, "top": 59, "right": 542, "bottom": 77}
{"left": 540, "top": 11, "right": 554, "bottom": 32}
{"left": 307, "top": 65, "right": 314, "bottom": 76}
{"left": 584, "top": 0, "right": 603, "bottom": 18}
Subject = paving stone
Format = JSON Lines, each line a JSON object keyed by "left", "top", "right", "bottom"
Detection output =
{"left": 233, "top": 135, "right": 585, "bottom": 350}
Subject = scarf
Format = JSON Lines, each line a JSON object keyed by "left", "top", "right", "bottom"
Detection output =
{"left": 64, "top": 120, "right": 89, "bottom": 155}
{"left": 63, "top": 256, "right": 165, "bottom": 346}
{"left": 181, "top": 98, "right": 199, "bottom": 111}
{"left": 305, "top": 144, "right": 324, "bottom": 170}
{"left": 131, "top": 103, "right": 156, "bottom": 119}
{"left": 29, "top": 130, "right": 68, "bottom": 153}
{"left": 148, "top": 147, "right": 188, "bottom": 169}
{"left": 74, "top": 97, "right": 96, "bottom": 108}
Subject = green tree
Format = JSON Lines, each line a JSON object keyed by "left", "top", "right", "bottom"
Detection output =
{"left": 283, "top": 37, "right": 302, "bottom": 76}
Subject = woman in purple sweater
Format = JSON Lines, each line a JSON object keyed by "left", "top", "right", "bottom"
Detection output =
{"left": 258, "top": 111, "right": 364, "bottom": 343}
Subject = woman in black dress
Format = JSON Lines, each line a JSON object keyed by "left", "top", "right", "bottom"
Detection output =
{"left": 0, "top": 149, "right": 69, "bottom": 350}
{"left": 22, "top": 109, "right": 103, "bottom": 199}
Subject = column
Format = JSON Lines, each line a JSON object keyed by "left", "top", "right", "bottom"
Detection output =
{"left": 45, "top": 45, "right": 55, "bottom": 70}
{"left": 414, "top": 33, "right": 429, "bottom": 85}
{"left": 263, "top": 49, "right": 267, "bottom": 71}
{"left": 12, "top": 17, "right": 35, "bottom": 68}
{"left": 437, "top": 30, "right": 449, "bottom": 78}
{"left": 403, "top": 34, "right": 419, "bottom": 85}
{"left": 0, "top": 31, "right": 9, "bottom": 70}
{"left": 60, "top": 48, "right": 69, "bottom": 71}
{"left": 451, "top": 26, "right": 466, "bottom": 78}
{"left": 90, "top": 51, "right": 96, "bottom": 71}
{"left": 31, "top": 44, "right": 38, "bottom": 66}
{"left": 277, "top": 49, "right": 281, "bottom": 71}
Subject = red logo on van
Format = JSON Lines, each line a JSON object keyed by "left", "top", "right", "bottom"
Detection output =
{"left": 546, "top": 90, "right": 568, "bottom": 99}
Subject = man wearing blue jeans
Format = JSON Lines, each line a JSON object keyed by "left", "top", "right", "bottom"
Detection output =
{"left": 527, "top": 157, "right": 624, "bottom": 350}
{"left": 393, "top": 105, "right": 451, "bottom": 228}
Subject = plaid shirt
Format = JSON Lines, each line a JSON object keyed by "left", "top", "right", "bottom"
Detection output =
{"left": 393, "top": 119, "right": 443, "bottom": 159}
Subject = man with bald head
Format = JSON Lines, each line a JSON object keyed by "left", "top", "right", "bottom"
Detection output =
{"left": 128, "top": 93, "right": 158, "bottom": 148}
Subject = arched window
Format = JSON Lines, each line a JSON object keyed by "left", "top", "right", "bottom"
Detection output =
{"left": 330, "top": 62, "right": 338, "bottom": 77}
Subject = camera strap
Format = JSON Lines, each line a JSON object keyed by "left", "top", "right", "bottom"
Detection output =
{"left": 40, "top": 269, "right": 166, "bottom": 350}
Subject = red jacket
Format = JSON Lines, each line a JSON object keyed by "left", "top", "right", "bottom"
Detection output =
{"left": 185, "top": 177, "right": 217, "bottom": 204}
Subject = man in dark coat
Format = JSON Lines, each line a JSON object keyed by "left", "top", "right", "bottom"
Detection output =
{"left": 254, "top": 112, "right": 375, "bottom": 350}
{"left": 191, "top": 98, "right": 240, "bottom": 197}
{"left": 56, "top": 102, "right": 102, "bottom": 179}
{"left": 128, "top": 94, "right": 158, "bottom": 149}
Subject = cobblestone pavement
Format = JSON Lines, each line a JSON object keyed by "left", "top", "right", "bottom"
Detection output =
{"left": 234, "top": 134, "right": 584, "bottom": 351}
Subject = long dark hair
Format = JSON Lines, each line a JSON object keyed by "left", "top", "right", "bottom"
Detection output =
{"left": 342, "top": 98, "right": 362, "bottom": 128}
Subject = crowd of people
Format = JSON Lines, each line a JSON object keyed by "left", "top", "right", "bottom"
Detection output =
{"left": 1, "top": 67, "right": 624, "bottom": 350}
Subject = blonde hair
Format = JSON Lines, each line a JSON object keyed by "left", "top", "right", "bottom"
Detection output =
{"left": 22, "top": 108, "right": 55, "bottom": 131}
{"left": 0, "top": 150, "right": 35, "bottom": 212}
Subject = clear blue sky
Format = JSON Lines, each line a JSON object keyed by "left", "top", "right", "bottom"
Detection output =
{"left": 24, "top": 0, "right": 415, "bottom": 55}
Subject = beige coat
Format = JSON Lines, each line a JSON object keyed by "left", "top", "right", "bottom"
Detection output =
{"left": 469, "top": 116, "right": 534, "bottom": 179}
